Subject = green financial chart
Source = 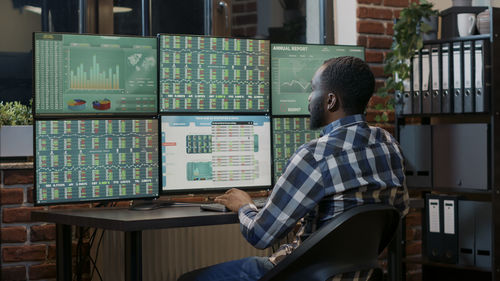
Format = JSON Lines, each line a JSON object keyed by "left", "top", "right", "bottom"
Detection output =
{"left": 272, "top": 117, "right": 321, "bottom": 182}
{"left": 35, "top": 119, "right": 159, "bottom": 204}
{"left": 159, "top": 35, "right": 270, "bottom": 113}
{"left": 271, "top": 44, "right": 364, "bottom": 115}
{"left": 34, "top": 33, "right": 157, "bottom": 115}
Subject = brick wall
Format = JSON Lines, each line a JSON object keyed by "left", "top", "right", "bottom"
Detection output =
{"left": 356, "top": 1, "right": 423, "bottom": 280}
{"left": 1, "top": 165, "right": 58, "bottom": 280}
{"left": 231, "top": 0, "right": 258, "bottom": 37}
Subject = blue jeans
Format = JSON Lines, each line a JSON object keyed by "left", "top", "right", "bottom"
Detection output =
{"left": 177, "top": 256, "right": 274, "bottom": 281}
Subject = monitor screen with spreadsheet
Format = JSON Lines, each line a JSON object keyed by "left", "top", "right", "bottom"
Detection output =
{"left": 271, "top": 117, "right": 321, "bottom": 183}
{"left": 161, "top": 115, "right": 272, "bottom": 192}
{"left": 271, "top": 44, "right": 365, "bottom": 115}
{"left": 33, "top": 33, "right": 157, "bottom": 116}
{"left": 158, "top": 34, "right": 270, "bottom": 113}
{"left": 34, "top": 119, "right": 160, "bottom": 205}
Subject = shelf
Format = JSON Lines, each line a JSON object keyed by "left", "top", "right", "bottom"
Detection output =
{"left": 408, "top": 186, "right": 492, "bottom": 195}
{"left": 403, "top": 256, "right": 491, "bottom": 273}
{"left": 423, "top": 34, "right": 491, "bottom": 44}
{"left": 397, "top": 113, "right": 490, "bottom": 120}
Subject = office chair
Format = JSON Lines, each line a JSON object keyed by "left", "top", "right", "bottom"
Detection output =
{"left": 258, "top": 204, "right": 401, "bottom": 281}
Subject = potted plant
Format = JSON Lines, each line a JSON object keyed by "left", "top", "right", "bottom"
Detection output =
{"left": 0, "top": 101, "right": 33, "bottom": 157}
{"left": 378, "top": 1, "right": 438, "bottom": 100}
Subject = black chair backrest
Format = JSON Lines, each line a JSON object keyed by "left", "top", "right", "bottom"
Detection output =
{"left": 258, "top": 204, "right": 401, "bottom": 281}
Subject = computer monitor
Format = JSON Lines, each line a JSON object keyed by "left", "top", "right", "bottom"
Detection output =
{"left": 158, "top": 34, "right": 270, "bottom": 113}
{"left": 34, "top": 118, "right": 160, "bottom": 205}
{"left": 272, "top": 117, "right": 321, "bottom": 183}
{"left": 271, "top": 44, "right": 365, "bottom": 115}
{"left": 33, "top": 33, "right": 157, "bottom": 116}
{"left": 161, "top": 115, "right": 272, "bottom": 193}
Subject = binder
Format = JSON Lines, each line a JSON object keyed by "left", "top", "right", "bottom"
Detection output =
{"left": 475, "top": 201, "right": 492, "bottom": 268}
{"left": 453, "top": 42, "right": 463, "bottom": 113}
{"left": 412, "top": 54, "right": 421, "bottom": 114}
{"left": 432, "top": 124, "right": 488, "bottom": 190}
{"left": 395, "top": 71, "right": 411, "bottom": 116}
{"left": 458, "top": 200, "right": 475, "bottom": 266}
{"left": 422, "top": 49, "right": 431, "bottom": 114}
{"left": 402, "top": 70, "right": 412, "bottom": 115}
{"left": 441, "top": 196, "right": 458, "bottom": 264}
{"left": 426, "top": 194, "right": 442, "bottom": 262}
{"left": 442, "top": 44, "right": 452, "bottom": 113}
{"left": 431, "top": 47, "right": 441, "bottom": 113}
{"left": 463, "top": 42, "right": 473, "bottom": 113}
{"left": 426, "top": 194, "right": 459, "bottom": 264}
{"left": 399, "top": 125, "right": 431, "bottom": 188}
{"left": 475, "top": 41, "right": 486, "bottom": 113}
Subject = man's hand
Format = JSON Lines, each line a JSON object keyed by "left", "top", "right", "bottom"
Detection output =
{"left": 214, "top": 188, "right": 253, "bottom": 212}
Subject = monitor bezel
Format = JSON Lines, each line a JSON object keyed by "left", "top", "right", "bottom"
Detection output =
{"left": 157, "top": 33, "right": 271, "bottom": 114}
{"left": 33, "top": 116, "right": 161, "bottom": 206}
{"left": 159, "top": 113, "right": 273, "bottom": 195}
{"left": 269, "top": 42, "right": 366, "bottom": 116}
{"left": 32, "top": 32, "right": 159, "bottom": 118}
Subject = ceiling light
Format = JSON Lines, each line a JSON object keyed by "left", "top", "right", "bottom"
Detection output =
{"left": 24, "top": 5, "right": 41, "bottom": 15}
{"left": 113, "top": 7, "right": 133, "bottom": 13}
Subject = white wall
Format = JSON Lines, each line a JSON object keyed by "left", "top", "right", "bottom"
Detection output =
{"left": 333, "top": 0, "right": 356, "bottom": 45}
{"left": 0, "top": 2, "right": 41, "bottom": 52}
{"left": 306, "top": 0, "right": 321, "bottom": 43}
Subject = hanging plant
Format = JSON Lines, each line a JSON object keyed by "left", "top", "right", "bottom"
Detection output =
{"left": 378, "top": 0, "right": 438, "bottom": 96}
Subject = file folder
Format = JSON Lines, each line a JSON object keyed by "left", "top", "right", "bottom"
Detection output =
{"left": 463, "top": 42, "right": 473, "bottom": 113}
{"left": 412, "top": 54, "right": 421, "bottom": 114}
{"left": 395, "top": 72, "right": 410, "bottom": 116}
{"left": 442, "top": 45, "right": 451, "bottom": 113}
{"left": 458, "top": 200, "right": 475, "bottom": 266}
{"left": 453, "top": 42, "right": 463, "bottom": 113}
{"left": 475, "top": 202, "right": 492, "bottom": 268}
{"left": 475, "top": 41, "right": 486, "bottom": 113}
{"left": 422, "top": 49, "right": 431, "bottom": 114}
{"left": 441, "top": 196, "right": 458, "bottom": 264}
{"left": 431, "top": 47, "right": 441, "bottom": 113}
{"left": 399, "top": 125, "right": 431, "bottom": 188}
{"left": 426, "top": 194, "right": 442, "bottom": 262}
{"left": 432, "top": 123, "right": 488, "bottom": 190}
{"left": 402, "top": 71, "right": 412, "bottom": 115}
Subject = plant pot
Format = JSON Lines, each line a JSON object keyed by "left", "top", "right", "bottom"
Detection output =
{"left": 0, "top": 125, "right": 33, "bottom": 157}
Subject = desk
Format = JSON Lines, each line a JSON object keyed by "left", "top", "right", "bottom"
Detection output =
{"left": 31, "top": 206, "right": 238, "bottom": 281}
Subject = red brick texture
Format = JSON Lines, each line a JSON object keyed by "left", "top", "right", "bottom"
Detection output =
{"left": 232, "top": 0, "right": 258, "bottom": 37}
{"left": 1, "top": 187, "right": 24, "bottom": 204}
{"left": 0, "top": 167, "right": 92, "bottom": 280}
{"left": 28, "top": 263, "right": 56, "bottom": 280}
{"left": 1, "top": 226, "right": 27, "bottom": 243}
{"left": 30, "top": 224, "right": 56, "bottom": 242}
{"left": 1, "top": 266, "right": 26, "bottom": 281}
{"left": 2, "top": 245, "right": 46, "bottom": 262}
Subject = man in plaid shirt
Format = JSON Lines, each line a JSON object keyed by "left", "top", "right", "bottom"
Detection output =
{"left": 179, "top": 56, "right": 409, "bottom": 281}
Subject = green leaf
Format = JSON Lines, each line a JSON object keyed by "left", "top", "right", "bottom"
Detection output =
{"left": 382, "top": 113, "right": 389, "bottom": 122}
{"left": 379, "top": 1, "right": 436, "bottom": 107}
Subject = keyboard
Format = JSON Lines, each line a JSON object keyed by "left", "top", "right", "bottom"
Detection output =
{"left": 200, "top": 197, "right": 268, "bottom": 212}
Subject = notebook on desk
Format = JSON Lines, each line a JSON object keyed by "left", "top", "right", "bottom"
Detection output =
{"left": 200, "top": 197, "right": 268, "bottom": 212}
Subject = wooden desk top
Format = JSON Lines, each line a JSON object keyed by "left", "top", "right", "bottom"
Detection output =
{"left": 31, "top": 206, "right": 239, "bottom": 232}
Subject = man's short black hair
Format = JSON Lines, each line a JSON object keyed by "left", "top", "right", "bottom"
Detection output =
{"left": 320, "top": 56, "right": 375, "bottom": 115}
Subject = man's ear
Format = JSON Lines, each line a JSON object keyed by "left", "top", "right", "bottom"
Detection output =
{"left": 326, "top": 92, "right": 338, "bottom": 112}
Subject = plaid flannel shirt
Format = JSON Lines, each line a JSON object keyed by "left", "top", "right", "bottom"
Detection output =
{"left": 238, "top": 114, "right": 409, "bottom": 280}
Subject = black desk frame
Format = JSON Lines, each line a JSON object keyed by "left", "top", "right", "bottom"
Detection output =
{"left": 32, "top": 206, "right": 238, "bottom": 281}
